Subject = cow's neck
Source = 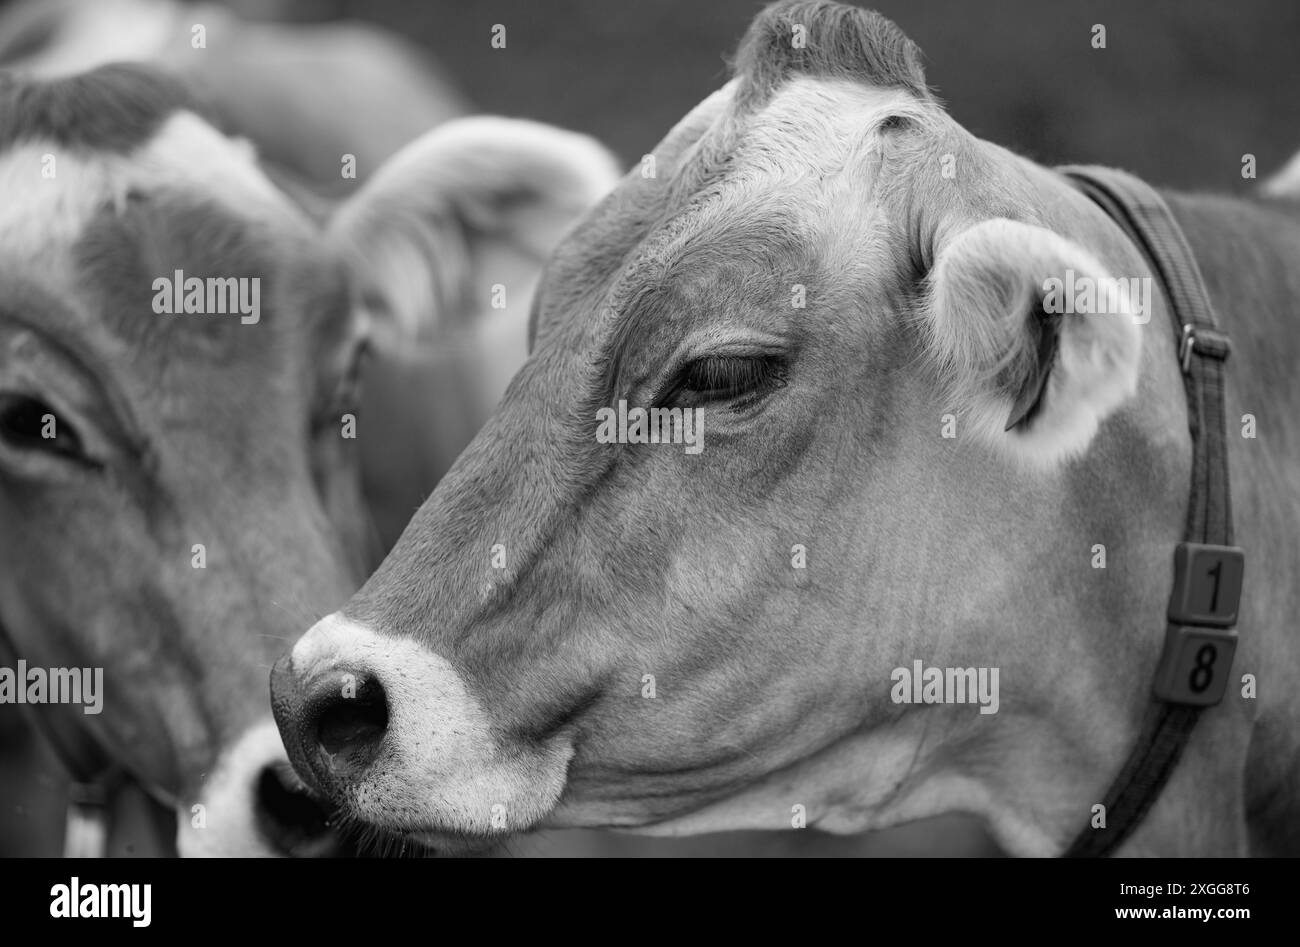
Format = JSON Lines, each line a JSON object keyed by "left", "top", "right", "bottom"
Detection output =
{"left": 1163, "top": 189, "right": 1300, "bottom": 854}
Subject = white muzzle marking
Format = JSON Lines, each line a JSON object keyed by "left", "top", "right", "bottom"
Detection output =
{"left": 290, "top": 613, "right": 573, "bottom": 837}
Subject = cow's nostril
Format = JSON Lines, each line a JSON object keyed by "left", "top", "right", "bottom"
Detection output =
{"left": 313, "top": 671, "right": 388, "bottom": 776}
{"left": 254, "top": 763, "right": 347, "bottom": 858}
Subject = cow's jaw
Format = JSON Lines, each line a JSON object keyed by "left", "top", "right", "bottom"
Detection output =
{"left": 551, "top": 719, "right": 1053, "bottom": 856}
{"left": 275, "top": 611, "right": 1062, "bottom": 857}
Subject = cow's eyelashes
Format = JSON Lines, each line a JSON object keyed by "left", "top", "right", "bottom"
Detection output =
{"left": 0, "top": 393, "right": 94, "bottom": 466}
{"left": 664, "top": 355, "right": 788, "bottom": 408}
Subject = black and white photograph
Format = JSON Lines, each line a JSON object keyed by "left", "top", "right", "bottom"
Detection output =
{"left": 0, "top": 0, "right": 1294, "bottom": 928}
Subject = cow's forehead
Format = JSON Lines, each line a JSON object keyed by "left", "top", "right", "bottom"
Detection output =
{"left": 0, "top": 71, "right": 349, "bottom": 405}
{"left": 542, "top": 77, "right": 928, "bottom": 353}
{"left": 0, "top": 110, "right": 305, "bottom": 253}
{"left": 654, "top": 77, "right": 929, "bottom": 239}
{"left": 0, "top": 64, "right": 314, "bottom": 280}
{"left": 541, "top": 0, "right": 949, "bottom": 336}
{"left": 0, "top": 65, "right": 304, "bottom": 249}
{"left": 736, "top": 77, "right": 929, "bottom": 172}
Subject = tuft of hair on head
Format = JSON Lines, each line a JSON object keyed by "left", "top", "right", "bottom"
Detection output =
{"left": 0, "top": 62, "right": 197, "bottom": 155}
{"left": 731, "top": 1, "right": 931, "bottom": 112}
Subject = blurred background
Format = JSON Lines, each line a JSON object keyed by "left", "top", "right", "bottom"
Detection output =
{"left": 1, "top": 0, "right": 1295, "bottom": 857}
{"left": 245, "top": 0, "right": 1300, "bottom": 191}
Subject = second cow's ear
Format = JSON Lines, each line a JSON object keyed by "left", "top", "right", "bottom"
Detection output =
{"left": 925, "top": 218, "right": 1143, "bottom": 468}
{"left": 328, "top": 116, "right": 621, "bottom": 350}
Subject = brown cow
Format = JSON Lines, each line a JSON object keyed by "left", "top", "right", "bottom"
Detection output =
{"left": 272, "top": 2, "right": 1300, "bottom": 856}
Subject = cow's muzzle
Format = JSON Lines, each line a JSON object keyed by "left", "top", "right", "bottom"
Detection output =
{"left": 271, "top": 613, "right": 574, "bottom": 844}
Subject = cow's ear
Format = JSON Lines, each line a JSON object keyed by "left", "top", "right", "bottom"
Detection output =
{"left": 327, "top": 117, "right": 621, "bottom": 350}
{"left": 925, "top": 218, "right": 1143, "bottom": 467}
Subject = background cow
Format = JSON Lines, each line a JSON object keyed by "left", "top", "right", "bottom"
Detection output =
{"left": 0, "top": 22, "right": 618, "bottom": 855}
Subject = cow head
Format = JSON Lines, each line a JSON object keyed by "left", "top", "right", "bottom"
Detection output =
{"left": 0, "top": 63, "right": 618, "bottom": 855}
{"left": 272, "top": 2, "right": 1207, "bottom": 856}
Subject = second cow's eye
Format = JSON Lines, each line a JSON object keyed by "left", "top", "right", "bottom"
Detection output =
{"left": 311, "top": 340, "right": 370, "bottom": 439}
{"left": 0, "top": 393, "right": 88, "bottom": 463}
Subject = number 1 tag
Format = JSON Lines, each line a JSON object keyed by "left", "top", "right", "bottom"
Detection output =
{"left": 1167, "top": 543, "right": 1244, "bottom": 627}
{"left": 1153, "top": 625, "right": 1238, "bottom": 706}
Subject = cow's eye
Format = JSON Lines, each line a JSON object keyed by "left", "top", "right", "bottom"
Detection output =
{"left": 312, "top": 339, "right": 370, "bottom": 438}
{"left": 0, "top": 393, "right": 87, "bottom": 460}
{"left": 668, "top": 355, "right": 788, "bottom": 407}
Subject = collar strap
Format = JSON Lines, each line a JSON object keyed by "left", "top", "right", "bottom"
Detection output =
{"left": 1057, "top": 165, "right": 1243, "bottom": 857}
{"left": 62, "top": 777, "right": 119, "bottom": 858}
{"left": 29, "top": 705, "right": 120, "bottom": 858}
{"left": 0, "top": 621, "right": 121, "bottom": 857}
{"left": 20, "top": 701, "right": 119, "bottom": 858}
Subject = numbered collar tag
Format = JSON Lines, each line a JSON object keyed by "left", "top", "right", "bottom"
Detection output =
{"left": 1167, "top": 542, "right": 1245, "bottom": 628}
{"left": 1154, "top": 543, "right": 1245, "bottom": 706}
{"left": 1153, "top": 626, "right": 1238, "bottom": 706}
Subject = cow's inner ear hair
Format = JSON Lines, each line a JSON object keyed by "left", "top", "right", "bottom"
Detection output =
{"left": 1004, "top": 304, "right": 1062, "bottom": 431}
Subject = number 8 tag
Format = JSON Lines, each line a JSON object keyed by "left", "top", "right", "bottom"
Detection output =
{"left": 1153, "top": 625, "right": 1238, "bottom": 706}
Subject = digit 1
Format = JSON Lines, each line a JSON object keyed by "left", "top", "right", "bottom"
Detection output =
{"left": 1206, "top": 561, "right": 1222, "bottom": 613}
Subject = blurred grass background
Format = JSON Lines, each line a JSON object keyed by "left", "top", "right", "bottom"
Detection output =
{"left": 250, "top": 0, "right": 1300, "bottom": 192}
